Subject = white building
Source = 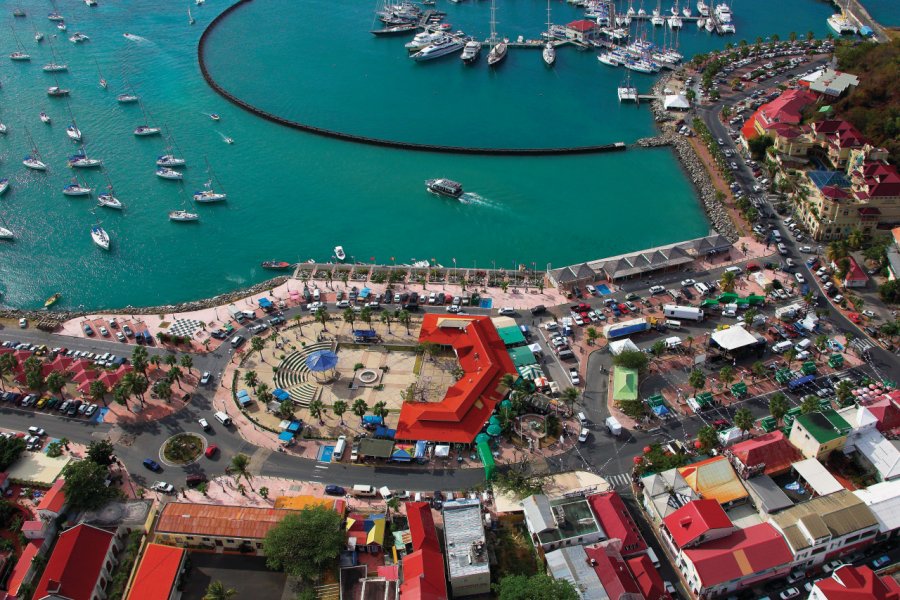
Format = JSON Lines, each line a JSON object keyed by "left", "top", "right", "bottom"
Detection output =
{"left": 442, "top": 499, "right": 490, "bottom": 598}
{"left": 853, "top": 480, "right": 900, "bottom": 541}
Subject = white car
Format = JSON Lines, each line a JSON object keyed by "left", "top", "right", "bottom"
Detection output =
{"left": 498, "top": 307, "right": 516, "bottom": 316}
{"left": 544, "top": 322, "right": 559, "bottom": 331}
{"left": 335, "top": 300, "right": 350, "bottom": 309}
{"left": 18, "top": 318, "right": 27, "bottom": 328}
{"left": 446, "top": 305, "right": 461, "bottom": 313}
{"left": 198, "top": 418, "right": 210, "bottom": 431}
{"left": 587, "top": 311, "right": 599, "bottom": 322}
{"left": 862, "top": 310, "right": 875, "bottom": 318}
{"left": 795, "top": 273, "right": 805, "bottom": 284}
{"left": 680, "top": 279, "right": 696, "bottom": 287}
{"left": 99, "top": 326, "right": 109, "bottom": 337}
{"left": 27, "top": 426, "right": 46, "bottom": 437}
{"left": 799, "top": 246, "right": 812, "bottom": 253}
{"left": 833, "top": 294, "right": 844, "bottom": 303}
{"left": 200, "top": 372, "right": 211, "bottom": 385}
{"left": 573, "top": 315, "right": 585, "bottom": 326}
{"left": 570, "top": 369, "right": 580, "bottom": 385}
{"left": 151, "top": 481, "right": 175, "bottom": 494}
{"left": 649, "top": 285, "right": 666, "bottom": 295}
{"left": 578, "top": 428, "right": 589, "bottom": 443}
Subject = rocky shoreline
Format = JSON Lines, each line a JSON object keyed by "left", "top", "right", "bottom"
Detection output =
{"left": 635, "top": 77, "right": 739, "bottom": 242}
{"left": 0, "top": 276, "right": 289, "bottom": 327}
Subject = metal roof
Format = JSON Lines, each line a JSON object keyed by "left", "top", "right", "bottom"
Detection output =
{"left": 155, "top": 502, "right": 298, "bottom": 540}
{"left": 744, "top": 476, "right": 794, "bottom": 514}
{"left": 792, "top": 457, "right": 844, "bottom": 496}
{"left": 771, "top": 490, "right": 878, "bottom": 552}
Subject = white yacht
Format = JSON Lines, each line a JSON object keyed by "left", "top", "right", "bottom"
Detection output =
{"left": 63, "top": 181, "right": 92, "bottom": 196}
{"left": 0, "top": 178, "right": 9, "bottom": 195}
{"left": 91, "top": 226, "right": 110, "bottom": 250}
{"left": 68, "top": 153, "right": 102, "bottom": 168}
{"left": 705, "top": 17, "right": 715, "bottom": 31}
{"left": 117, "top": 93, "right": 139, "bottom": 103}
{"left": 682, "top": 5, "right": 692, "bottom": 16}
{"left": 0, "top": 226, "right": 13, "bottom": 240}
{"left": 66, "top": 124, "right": 82, "bottom": 141}
{"left": 57, "top": 22, "right": 67, "bottom": 31}
{"left": 134, "top": 125, "right": 161, "bottom": 136}
{"left": 40, "top": 112, "right": 51, "bottom": 124}
{"left": 42, "top": 62, "right": 67, "bottom": 72}
{"left": 487, "top": 39, "right": 508, "bottom": 66}
{"left": 696, "top": 17, "right": 705, "bottom": 28}
{"left": 714, "top": 3, "right": 732, "bottom": 22}
{"left": 47, "top": 86, "right": 70, "bottom": 96}
{"left": 405, "top": 30, "right": 444, "bottom": 52}
{"left": 597, "top": 52, "right": 621, "bottom": 67}
{"left": 334, "top": 246, "right": 347, "bottom": 261}
{"left": 721, "top": 22, "right": 735, "bottom": 33}
{"left": 542, "top": 42, "right": 556, "bottom": 66}
{"left": 156, "top": 167, "right": 183, "bottom": 180}
{"left": 696, "top": 0, "right": 708, "bottom": 15}
{"left": 169, "top": 210, "right": 199, "bottom": 222}
{"left": 23, "top": 154, "right": 47, "bottom": 170}
{"left": 156, "top": 154, "right": 186, "bottom": 167}
{"left": 48, "top": 11, "right": 64, "bottom": 21}
{"left": 411, "top": 36, "right": 464, "bottom": 61}
{"left": 668, "top": 15, "right": 682, "bottom": 27}
{"left": 461, "top": 40, "right": 481, "bottom": 64}
{"left": 10, "top": 51, "right": 31, "bottom": 61}
{"left": 98, "top": 187, "right": 123, "bottom": 209}
{"left": 0, "top": 122, "right": 6, "bottom": 135}
{"left": 651, "top": 8, "right": 665, "bottom": 26}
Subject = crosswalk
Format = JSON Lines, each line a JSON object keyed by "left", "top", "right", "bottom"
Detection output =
{"left": 605, "top": 473, "right": 632, "bottom": 489}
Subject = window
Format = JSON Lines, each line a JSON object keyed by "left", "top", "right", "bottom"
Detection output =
{"left": 844, "top": 534, "right": 860, "bottom": 543}
{"left": 812, "top": 547, "right": 826, "bottom": 555}
{"left": 202, "top": 537, "right": 210, "bottom": 541}
{"left": 256, "top": 542, "right": 263, "bottom": 549}
{"left": 215, "top": 540, "right": 223, "bottom": 547}
{"left": 226, "top": 539, "right": 235, "bottom": 544}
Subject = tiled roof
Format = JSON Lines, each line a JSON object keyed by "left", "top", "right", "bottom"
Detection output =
{"left": 584, "top": 544, "right": 644, "bottom": 599}
{"left": 126, "top": 544, "right": 185, "bottom": 600}
{"left": 682, "top": 523, "right": 793, "bottom": 588}
{"left": 663, "top": 499, "right": 734, "bottom": 549}
{"left": 757, "top": 89, "right": 816, "bottom": 128}
{"left": 814, "top": 565, "right": 900, "bottom": 600}
{"left": 587, "top": 492, "right": 647, "bottom": 556}
{"left": 155, "top": 502, "right": 298, "bottom": 540}
{"left": 626, "top": 553, "right": 667, "bottom": 600}
{"left": 678, "top": 456, "right": 749, "bottom": 505}
{"left": 771, "top": 490, "right": 878, "bottom": 552}
{"left": 34, "top": 524, "right": 115, "bottom": 600}
{"left": 401, "top": 502, "right": 447, "bottom": 600}
{"left": 729, "top": 431, "right": 801, "bottom": 476}
{"left": 36, "top": 479, "right": 66, "bottom": 514}
{"left": 6, "top": 540, "right": 42, "bottom": 597}
{"left": 566, "top": 19, "right": 597, "bottom": 31}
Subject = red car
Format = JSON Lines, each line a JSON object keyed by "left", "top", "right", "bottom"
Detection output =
{"left": 580, "top": 312, "right": 590, "bottom": 324}
{"left": 617, "top": 303, "right": 629, "bottom": 314}
{"left": 204, "top": 444, "right": 219, "bottom": 458}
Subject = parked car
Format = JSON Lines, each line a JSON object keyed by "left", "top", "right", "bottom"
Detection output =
{"left": 871, "top": 555, "right": 891, "bottom": 569}
{"left": 200, "top": 372, "right": 211, "bottom": 386}
{"left": 779, "top": 588, "right": 800, "bottom": 599}
{"left": 199, "top": 418, "right": 210, "bottom": 431}
{"left": 186, "top": 474, "right": 207, "bottom": 487}
{"left": 498, "top": 307, "right": 516, "bottom": 316}
{"left": 143, "top": 458, "right": 161, "bottom": 472}
{"left": 151, "top": 481, "right": 175, "bottom": 494}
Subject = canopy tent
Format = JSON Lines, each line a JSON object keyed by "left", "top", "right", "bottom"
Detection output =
{"left": 717, "top": 292, "right": 739, "bottom": 304}
{"left": 710, "top": 326, "right": 758, "bottom": 351}
{"left": 391, "top": 447, "right": 413, "bottom": 462}
{"left": 278, "top": 431, "right": 294, "bottom": 442}
{"left": 613, "top": 367, "right": 638, "bottom": 402}
{"left": 609, "top": 338, "right": 640, "bottom": 356}
{"left": 375, "top": 426, "right": 396, "bottom": 440}
{"left": 508, "top": 346, "right": 539, "bottom": 368}
{"left": 306, "top": 349, "right": 339, "bottom": 372}
{"left": 258, "top": 297, "right": 273, "bottom": 309}
{"left": 477, "top": 440, "right": 495, "bottom": 480}
{"left": 518, "top": 364, "right": 544, "bottom": 380}
{"left": 496, "top": 326, "right": 527, "bottom": 347}
{"left": 237, "top": 390, "right": 253, "bottom": 407}
{"left": 663, "top": 94, "right": 690, "bottom": 110}
{"left": 434, "top": 444, "right": 451, "bottom": 457}
{"left": 358, "top": 288, "right": 372, "bottom": 298}
{"left": 273, "top": 388, "right": 291, "bottom": 402}
{"left": 414, "top": 440, "right": 428, "bottom": 459}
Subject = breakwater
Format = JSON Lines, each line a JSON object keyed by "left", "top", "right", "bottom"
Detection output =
{"left": 198, "top": 0, "right": 627, "bottom": 156}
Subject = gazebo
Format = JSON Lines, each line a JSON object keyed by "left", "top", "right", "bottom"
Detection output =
{"left": 306, "top": 349, "right": 339, "bottom": 382}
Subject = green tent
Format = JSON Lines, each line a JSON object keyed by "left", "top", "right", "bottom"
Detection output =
{"left": 613, "top": 367, "right": 639, "bottom": 402}
{"left": 701, "top": 299, "right": 719, "bottom": 308}
{"left": 647, "top": 394, "right": 665, "bottom": 407}
{"left": 475, "top": 433, "right": 490, "bottom": 445}
{"left": 477, "top": 441, "right": 495, "bottom": 481}
{"left": 508, "top": 345, "right": 539, "bottom": 368}
{"left": 718, "top": 292, "right": 739, "bottom": 304}
{"left": 731, "top": 382, "right": 748, "bottom": 396}
{"left": 497, "top": 325, "right": 527, "bottom": 347}
{"left": 746, "top": 294, "right": 766, "bottom": 305}
{"left": 735, "top": 298, "right": 750, "bottom": 307}
{"left": 486, "top": 423, "right": 502, "bottom": 437}
{"left": 829, "top": 354, "right": 844, "bottom": 368}
{"left": 760, "top": 416, "right": 778, "bottom": 432}
{"left": 696, "top": 392, "right": 714, "bottom": 408}
{"left": 802, "top": 361, "right": 817, "bottom": 375}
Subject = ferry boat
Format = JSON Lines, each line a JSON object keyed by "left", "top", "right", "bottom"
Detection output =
{"left": 10, "top": 51, "right": 31, "bottom": 61}
{"left": 42, "top": 62, "right": 67, "bottom": 72}
{"left": 261, "top": 261, "right": 293, "bottom": 270}
{"left": 157, "top": 154, "right": 186, "bottom": 167}
{"left": 169, "top": 210, "right": 199, "bottom": 222}
{"left": 134, "top": 125, "right": 161, "bottom": 136}
{"left": 411, "top": 36, "right": 464, "bottom": 61}
{"left": 91, "top": 226, "right": 110, "bottom": 250}
{"left": 334, "top": 246, "right": 347, "bottom": 261}
{"left": 156, "top": 167, "right": 183, "bottom": 180}
{"left": 44, "top": 293, "right": 61, "bottom": 308}
{"left": 827, "top": 13, "right": 857, "bottom": 35}
{"left": 425, "top": 178, "right": 463, "bottom": 199}
{"left": 117, "top": 93, "right": 139, "bottom": 103}
{"left": 63, "top": 180, "right": 92, "bottom": 196}
{"left": 461, "top": 40, "right": 481, "bottom": 64}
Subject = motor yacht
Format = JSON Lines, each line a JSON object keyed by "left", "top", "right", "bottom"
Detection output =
{"left": 411, "top": 36, "right": 464, "bottom": 61}
{"left": 425, "top": 178, "right": 463, "bottom": 199}
{"left": 461, "top": 39, "right": 481, "bottom": 63}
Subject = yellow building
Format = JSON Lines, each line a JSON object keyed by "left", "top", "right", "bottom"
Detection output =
{"left": 788, "top": 410, "right": 852, "bottom": 460}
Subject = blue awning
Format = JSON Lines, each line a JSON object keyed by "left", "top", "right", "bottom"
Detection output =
{"left": 258, "top": 297, "right": 273, "bottom": 308}
{"left": 652, "top": 405, "right": 670, "bottom": 416}
{"left": 391, "top": 448, "right": 412, "bottom": 462}
{"left": 273, "top": 388, "right": 290, "bottom": 401}
{"left": 359, "top": 287, "right": 371, "bottom": 298}
{"left": 278, "top": 431, "right": 294, "bottom": 442}
{"left": 362, "top": 415, "right": 384, "bottom": 425}
{"left": 414, "top": 440, "right": 427, "bottom": 459}
{"left": 286, "top": 421, "right": 302, "bottom": 432}
{"left": 238, "top": 390, "right": 250, "bottom": 398}
{"left": 375, "top": 426, "right": 396, "bottom": 440}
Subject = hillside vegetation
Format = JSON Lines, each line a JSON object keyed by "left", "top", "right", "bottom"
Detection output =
{"left": 828, "top": 39, "right": 900, "bottom": 164}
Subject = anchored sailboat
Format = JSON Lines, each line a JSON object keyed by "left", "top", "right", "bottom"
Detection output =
{"left": 98, "top": 172, "right": 123, "bottom": 209}
{"left": 542, "top": 0, "right": 556, "bottom": 66}
{"left": 193, "top": 157, "right": 227, "bottom": 203}
{"left": 23, "top": 127, "right": 48, "bottom": 171}
{"left": 486, "top": 0, "right": 507, "bottom": 67}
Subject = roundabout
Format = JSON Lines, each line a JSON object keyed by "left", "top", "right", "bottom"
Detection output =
{"left": 160, "top": 433, "right": 207, "bottom": 467}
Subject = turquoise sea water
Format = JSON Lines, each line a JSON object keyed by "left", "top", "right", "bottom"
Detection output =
{"left": 860, "top": 0, "right": 900, "bottom": 27}
{"left": 0, "top": 0, "right": 834, "bottom": 309}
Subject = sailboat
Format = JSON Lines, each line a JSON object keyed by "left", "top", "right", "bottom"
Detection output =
{"left": 486, "top": 0, "right": 507, "bottom": 67}
{"left": 68, "top": 146, "right": 102, "bottom": 168}
{"left": 91, "top": 224, "right": 110, "bottom": 250}
{"left": 157, "top": 132, "right": 187, "bottom": 167}
{"left": 97, "top": 173, "right": 123, "bottom": 209}
{"left": 156, "top": 166, "right": 183, "bottom": 180}
{"left": 189, "top": 7, "right": 195, "bottom": 24}
{"left": 9, "top": 26, "right": 31, "bottom": 61}
{"left": 193, "top": 158, "right": 227, "bottom": 203}
{"left": 66, "top": 105, "right": 83, "bottom": 141}
{"left": 542, "top": 0, "right": 556, "bottom": 66}
{"left": 33, "top": 21, "right": 44, "bottom": 42}
{"left": 63, "top": 177, "right": 92, "bottom": 196}
{"left": 47, "top": 75, "right": 70, "bottom": 97}
{"left": 42, "top": 37, "right": 67, "bottom": 72}
{"left": 0, "top": 179, "right": 9, "bottom": 195}
{"left": 134, "top": 101, "right": 161, "bottom": 136}
{"left": 117, "top": 79, "right": 139, "bottom": 103}
{"left": 95, "top": 59, "right": 107, "bottom": 89}
{"left": 0, "top": 213, "right": 13, "bottom": 240}
{"left": 23, "top": 128, "right": 48, "bottom": 171}
{"left": 169, "top": 186, "right": 199, "bottom": 222}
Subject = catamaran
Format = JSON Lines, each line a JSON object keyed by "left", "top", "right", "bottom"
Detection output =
{"left": 617, "top": 74, "right": 638, "bottom": 102}
{"left": 542, "top": 0, "right": 556, "bottom": 66}
{"left": 193, "top": 158, "right": 227, "bottom": 203}
{"left": 91, "top": 225, "right": 110, "bottom": 250}
{"left": 486, "top": 0, "right": 507, "bottom": 67}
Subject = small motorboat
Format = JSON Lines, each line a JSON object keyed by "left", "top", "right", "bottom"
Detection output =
{"left": 66, "top": 124, "right": 82, "bottom": 141}
{"left": 13, "top": 8, "right": 26, "bottom": 17}
{"left": 156, "top": 154, "right": 186, "bottom": 167}
{"left": 10, "top": 51, "right": 31, "bottom": 61}
{"left": 63, "top": 180, "right": 92, "bottom": 196}
{"left": 35, "top": 32, "right": 44, "bottom": 42}
{"left": 134, "top": 125, "right": 161, "bottom": 136}
{"left": 0, "top": 226, "right": 13, "bottom": 240}
{"left": 261, "top": 261, "right": 293, "bottom": 270}
{"left": 0, "top": 123, "right": 6, "bottom": 134}
{"left": 0, "top": 178, "right": 9, "bottom": 195}
{"left": 210, "top": 113, "right": 220, "bottom": 121}
{"left": 98, "top": 189, "right": 123, "bottom": 209}
{"left": 44, "top": 293, "right": 62, "bottom": 307}
{"left": 169, "top": 210, "right": 199, "bottom": 222}
{"left": 47, "top": 86, "right": 70, "bottom": 96}
{"left": 334, "top": 246, "right": 346, "bottom": 261}
{"left": 99, "top": 78, "right": 107, "bottom": 89}
{"left": 117, "top": 93, "right": 139, "bottom": 103}
{"left": 91, "top": 226, "right": 110, "bottom": 250}
{"left": 40, "top": 112, "right": 52, "bottom": 124}
{"left": 156, "top": 167, "right": 183, "bottom": 180}
{"left": 196, "top": 0, "right": 205, "bottom": 4}
{"left": 123, "top": 33, "right": 141, "bottom": 41}
{"left": 223, "top": 137, "right": 234, "bottom": 144}
{"left": 85, "top": 0, "right": 98, "bottom": 6}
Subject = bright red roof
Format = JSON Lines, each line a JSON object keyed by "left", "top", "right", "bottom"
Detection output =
{"left": 756, "top": 89, "right": 816, "bottom": 128}
{"left": 868, "top": 393, "right": 900, "bottom": 433}
{"left": 584, "top": 545, "right": 643, "bottom": 599}
{"left": 822, "top": 185, "right": 850, "bottom": 199}
{"left": 730, "top": 431, "right": 801, "bottom": 476}
{"left": 396, "top": 315, "right": 516, "bottom": 443}
{"left": 6, "top": 540, "right": 42, "bottom": 597}
{"left": 401, "top": 502, "right": 447, "bottom": 600}
{"left": 36, "top": 479, "right": 66, "bottom": 514}
{"left": 844, "top": 256, "right": 868, "bottom": 282}
{"left": 34, "top": 523, "right": 115, "bottom": 600}
{"left": 814, "top": 565, "right": 900, "bottom": 600}
{"left": 663, "top": 499, "right": 733, "bottom": 549}
{"left": 682, "top": 523, "right": 793, "bottom": 588}
{"left": 587, "top": 492, "right": 647, "bottom": 557}
{"left": 126, "top": 544, "right": 185, "bottom": 600}
{"left": 627, "top": 554, "right": 667, "bottom": 600}
{"left": 566, "top": 19, "right": 597, "bottom": 31}
{"left": 741, "top": 113, "right": 761, "bottom": 141}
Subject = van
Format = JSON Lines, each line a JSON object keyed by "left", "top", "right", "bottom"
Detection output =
{"left": 378, "top": 486, "right": 394, "bottom": 501}
{"left": 646, "top": 548, "right": 661, "bottom": 568}
{"left": 725, "top": 266, "right": 742, "bottom": 275}
{"left": 605, "top": 416, "right": 622, "bottom": 436}
{"left": 558, "top": 349, "right": 575, "bottom": 360}
{"left": 773, "top": 340, "right": 793, "bottom": 354}
{"left": 241, "top": 310, "right": 256, "bottom": 320}
{"left": 333, "top": 435, "right": 347, "bottom": 461}
{"left": 214, "top": 411, "right": 232, "bottom": 426}
{"left": 352, "top": 484, "right": 377, "bottom": 497}
{"left": 795, "top": 338, "right": 812, "bottom": 351}
{"left": 230, "top": 335, "right": 245, "bottom": 348}
{"left": 577, "top": 412, "right": 588, "bottom": 426}
{"left": 694, "top": 282, "right": 710, "bottom": 296}
{"left": 666, "top": 319, "right": 681, "bottom": 329}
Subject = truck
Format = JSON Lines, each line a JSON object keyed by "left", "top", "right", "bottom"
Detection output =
{"left": 603, "top": 317, "right": 650, "bottom": 340}
{"left": 775, "top": 303, "right": 804, "bottom": 321}
{"left": 662, "top": 305, "right": 704, "bottom": 322}
{"left": 605, "top": 416, "right": 622, "bottom": 436}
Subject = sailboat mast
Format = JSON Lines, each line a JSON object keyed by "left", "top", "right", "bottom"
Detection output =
{"left": 490, "top": 0, "right": 497, "bottom": 44}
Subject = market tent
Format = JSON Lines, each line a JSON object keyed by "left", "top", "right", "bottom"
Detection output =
{"left": 508, "top": 346, "right": 538, "bottom": 368}
{"left": 434, "top": 444, "right": 451, "bottom": 457}
{"left": 391, "top": 447, "right": 413, "bottom": 462}
{"left": 613, "top": 367, "right": 638, "bottom": 402}
{"left": 663, "top": 94, "right": 690, "bottom": 110}
{"left": 487, "top": 423, "right": 502, "bottom": 436}
{"left": 718, "top": 292, "right": 739, "bottom": 304}
{"left": 609, "top": 338, "right": 640, "bottom": 356}
{"left": 258, "top": 297, "right": 273, "bottom": 309}
{"left": 273, "top": 388, "right": 291, "bottom": 402}
{"left": 414, "top": 440, "right": 428, "bottom": 459}
{"left": 710, "top": 326, "right": 758, "bottom": 351}
{"left": 497, "top": 326, "right": 527, "bottom": 347}
{"left": 518, "top": 364, "right": 544, "bottom": 380}
{"left": 278, "top": 431, "right": 294, "bottom": 442}
{"left": 359, "top": 288, "right": 372, "bottom": 299}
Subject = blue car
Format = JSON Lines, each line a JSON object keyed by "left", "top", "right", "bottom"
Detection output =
{"left": 143, "top": 458, "right": 161, "bottom": 472}
{"left": 872, "top": 555, "right": 891, "bottom": 569}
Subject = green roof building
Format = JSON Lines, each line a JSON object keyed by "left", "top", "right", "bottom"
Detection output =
{"left": 788, "top": 409, "right": 851, "bottom": 460}
{"left": 613, "top": 367, "right": 638, "bottom": 402}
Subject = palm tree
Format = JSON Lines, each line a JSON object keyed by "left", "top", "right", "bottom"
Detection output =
{"left": 164, "top": 354, "right": 177, "bottom": 368}
{"left": 228, "top": 453, "right": 253, "bottom": 490}
{"left": 806, "top": 30, "right": 814, "bottom": 41}
{"left": 131, "top": 346, "right": 149, "bottom": 375}
{"left": 113, "top": 382, "right": 131, "bottom": 411}
{"left": 45, "top": 371, "right": 66, "bottom": 396}
{"left": 751, "top": 361, "right": 766, "bottom": 381}
{"left": 352, "top": 398, "right": 369, "bottom": 423}
{"left": 360, "top": 307, "right": 374, "bottom": 330}
{"left": 243, "top": 370, "right": 258, "bottom": 389}
{"left": 180, "top": 354, "right": 194, "bottom": 375}
{"left": 293, "top": 314, "right": 303, "bottom": 337}
{"left": 256, "top": 382, "right": 272, "bottom": 404}
{"left": 315, "top": 307, "right": 329, "bottom": 331}
{"left": 800, "top": 394, "right": 820, "bottom": 414}
{"left": 149, "top": 354, "right": 161, "bottom": 370}
{"left": 719, "top": 366, "right": 735, "bottom": 389}
{"left": 169, "top": 366, "right": 184, "bottom": 390}
{"left": 733, "top": 407, "right": 754, "bottom": 435}
{"left": 333, "top": 400, "right": 348, "bottom": 425}
{"left": 0, "top": 353, "right": 16, "bottom": 391}
{"left": 343, "top": 308, "right": 356, "bottom": 331}
{"left": 131, "top": 373, "right": 149, "bottom": 407}
{"left": 586, "top": 327, "right": 598, "bottom": 346}
{"left": 154, "top": 380, "right": 173, "bottom": 404}
{"left": 89, "top": 380, "right": 108, "bottom": 407}
{"left": 769, "top": 392, "right": 789, "bottom": 424}
{"left": 372, "top": 400, "right": 388, "bottom": 419}
{"left": 789, "top": 31, "right": 797, "bottom": 43}
{"left": 397, "top": 309, "right": 411, "bottom": 335}
{"left": 380, "top": 311, "right": 393, "bottom": 333}
{"left": 501, "top": 373, "right": 516, "bottom": 391}
{"left": 308, "top": 398, "right": 326, "bottom": 425}
{"left": 251, "top": 336, "right": 266, "bottom": 363}
{"left": 720, "top": 271, "right": 737, "bottom": 293}
{"left": 771, "top": 33, "right": 780, "bottom": 42}
{"left": 562, "top": 387, "right": 579, "bottom": 413}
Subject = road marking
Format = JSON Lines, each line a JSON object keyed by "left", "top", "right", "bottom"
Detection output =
{"left": 315, "top": 464, "right": 329, "bottom": 470}
{"left": 605, "top": 473, "right": 631, "bottom": 488}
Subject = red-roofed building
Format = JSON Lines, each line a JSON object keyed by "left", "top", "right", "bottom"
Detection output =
{"left": 587, "top": 492, "right": 648, "bottom": 557}
{"left": 6, "top": 540, "right": 44, "bottom": 598}
{"left": 676, "top": 523, "right": 793, "bottom": 597}
{"left": 400, "top": 502, "right": 447, "bottom": 600}
{"left": 841, "top": 256, "right": 869, "bottom": 288}
{"left": 396, "top": 315, "right": 516, "bottom": 443}
{"left": 740, "top": 89, "right": 816, "bottom": 147}
{"left": 866, "top": 392, "right": 900, "bottom": 433}
{"left": 662, "top": 499, "right": 735, "bottom": 550}
{"left": 583, "top": 544, "right": 647, "bottom": 599}
{"left": 728, "top": 431, "right": 801, "bottom": 477}
{"left": 36, "top": 479, "right": 67, "bottom": 521}
{"left": 34, "top": 523, "right": 120, "bottom": 600}
{"left": 627, "top": 553, "right": 667, "bottom": 600}
{"left": 564, "top": 19, "right": 599, "bottom": 41}
{"left": 810, "top": 565, "right": 900, "bottom": 600}
{"left": 811, "top": 120, "right": 867, "bottom": 168}
{"left": 125, "top": 544, "right": 186, "bottom": 600}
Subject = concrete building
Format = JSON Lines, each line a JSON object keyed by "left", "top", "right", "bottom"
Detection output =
{"left": 33, "top": 523, "right": 122, "bottom": 600}
{"left": 806, "top": 69, "right": 861, "bottom": 99}
{"left": 768, "top": 490, "right": 879, "bottom": 569}
{"left": 521, "top": 494, "right": 605, "bottom": 552}
{"left": 788, "top": 410, "right": 851, "bottom": 460}
{"left": 640, "top": 469, "right": 699, "bottom": 524}
{"left": 545, "top": 546, "right": 607, "bottom": 600}
{"left": 442, "top": 499, "right": 490, "bottom": 598}
{"left": 853, "top": 480, "right": 900, "bottom": 541}
{"left": 809, "top": 564, "right": 900, "bottom": 600}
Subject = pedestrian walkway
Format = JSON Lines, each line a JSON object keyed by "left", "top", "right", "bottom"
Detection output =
{"left": 603, "top": 472, "right": 632, "bottom": 489}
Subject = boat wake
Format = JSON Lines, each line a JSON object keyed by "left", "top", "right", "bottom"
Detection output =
{"left": 459, "top": 193, "right": 499, "bottom": 208}
{"left": 122, "top": 33, "right": 149, "bottom": 43}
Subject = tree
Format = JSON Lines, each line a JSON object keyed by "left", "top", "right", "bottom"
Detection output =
{"left": 308, "top": 398, "right": 326, "bottom": 425}
{"left": 352, "top": 398, "right": 369, "bottom": 423}
{"left": 0, "top": 436, "right": 26, "bottom": 471}
{"left": 45, "top": 371, "right": 66, "bottom": 395}
{"left": 397, "top": 309, "right": 412, "bottom": 335}
{"left": 228, "top": 453, "right": 253, "bottom": 490}
{"left": 251, "top": 336, "right": 266, "bottom": 363}
{"left": 23, "top": 357, "right": 43, "bottom": 391}
{"left": 380, "top": 311, "right": 393, "bottom": 333}
{"left": 806, "top": 30, "right": 814, "bottom": 41}
{"left": 315, "top": 306, "right": 329, "bottom": 331}
{"left": 751, "top": 361, "right": 767, "bottom": 381}
{"left": 169, "top": 366, "right": 183, "bottom": 390}
{"left": 789, "top": 31, "right": 797, "bottom": 42}
{"left": 800, "top": 394, "right": 820, "bottom": 414}
{"left": 164, "top": 354, "right": 177, "bottom": 368}
{"left": 293, "top": 314, "right": 304, "bottom": 336}
{"left": 149, "top": 354, "right": 161, "bottom": 369}
{"left": 836, "top": 380, "right": 854, "bottom": 405}
{"left": 203, "top": 581, "right": 237, "bottom": 600}
{"left": 243, "top": 370, "right": 259, "bottom": 390}
{"left": 264, "top": 506, "right": 345, "bottom": 581}
{"left": 343, "top": 308, "right": 356, "bottom": 331}
{"left": 277, "top": 398, "right": 295, "bottom": 420}
{"left": 180, "top": 354, "right": 194, "bottom": 374}
{"left": 89, "top": 380, "right": 108, "bottom": 407}
{"left": 131, "top": 346, "right": 149, "bottom": 375}
{"left": 154, "top": 380, "right": 173, "bottom": 404}
{"left": 651, "top": 340, "right": 667, "bottom": 358}
{"left": 0, "top": 353, "right": 16, "bottom": 391}
{"left": 733, "top": 407, "right": 754, "bottom": 435}
{"left": 333, "top": 400, "right": 348, "bottom": 425}
{"left": 769, "top": 392, "right": 789, "bottom": 424}
{"left": 689, "top": 369, "right": 706, "bottom": 394}
{"left": 62, "top": 459, "right": 115, "bottom": 510}
{"left": 586, "top": 327, "right": 599, "bottom": 345}
{"left": 697, "top": 425, "right": 719, "bottom": 453}
{"left": 372, "top": 400, "right": 388, "bottom": 419}
{"left": 880, "top": 280, "right": 900, "bottom": 304}
{"left": 612, "top": 350, "right": 650, "bottom": 374}
{"left": 85, "top": 439, "right": 115, "bottom": 466}
{"left": 360, "top": 307, "right": 374, "bottom": 330}
{"left": 130, "top": 373, "right": 149, "bottom": 406}
{"left": 720, "top": 270, "right": 737, "bottom": 293}
{"left": 719, "top": 366, "right": 735, "bottom": 388}
{"left": 113, "top": 382, "right": 131, "bottom": 411}
{"left": 562, "top": 387, "right": 579, "bottom": 412}
{"left": 256, "top": 382, "right": 273, "bottom": 405}
{"left": 495, "top": 574, "right": 579, "bottom": 600}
